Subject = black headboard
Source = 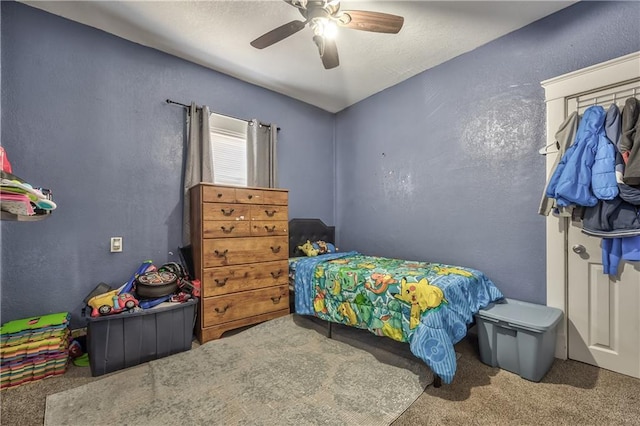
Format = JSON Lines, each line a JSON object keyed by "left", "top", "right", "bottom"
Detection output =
{"left": 288, "top": 218, "right": 335, "bottom": 257}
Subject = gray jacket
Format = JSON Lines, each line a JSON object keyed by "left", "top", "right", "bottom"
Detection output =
{"left": 619, "top": 97, "right": 638, "bottom": 153}
{"left": 621, "top": 98, "right": 640, "bottom": 185}
{"left": 605, "top": 104, "right": 621, "bottom": 150}
{"left": 539, "top": 112, "right": 579, "bottom": 216}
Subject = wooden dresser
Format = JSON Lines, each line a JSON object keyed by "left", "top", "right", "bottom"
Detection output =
{"left": 189, "top": 183, "right": 290, "bottom": 343}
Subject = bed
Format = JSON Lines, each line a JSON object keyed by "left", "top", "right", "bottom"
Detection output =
{"left": 288, "top": 218, "right": 504, "bottom": 386}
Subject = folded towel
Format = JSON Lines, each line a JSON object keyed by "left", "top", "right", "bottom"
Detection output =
{"left": 0, "top": 192, "right": 34, "bottom": 216}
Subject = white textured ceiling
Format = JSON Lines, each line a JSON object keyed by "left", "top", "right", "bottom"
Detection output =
{"left": 21, "top": 1, "right": 574, "bottom": 113}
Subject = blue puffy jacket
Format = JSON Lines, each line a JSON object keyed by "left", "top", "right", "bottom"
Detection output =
{"left": 546, "top": 106, "right": 617, "bottom": 207}
{"left": 592, "top": 132, "right": 619, "bottom": 200}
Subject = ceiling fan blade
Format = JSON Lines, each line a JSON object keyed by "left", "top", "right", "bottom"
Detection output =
{"left": 250, "top": 20, "right": 307, "bottom": 49}
{"left": 338, "top": 10, "right": 404, "bottom": 34}
{"left": 320, "top": 37, "right": 339, "bottom": 70}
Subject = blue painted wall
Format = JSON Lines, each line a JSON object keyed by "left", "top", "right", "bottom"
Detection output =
{"left": 0, "top": 2, "right": 335, "bottom": 327}
{"left": 2, "top": 1, "right": 639, "bottom": 327}
{"left": 335, "top": 1, "right": 640, "bottom": 304}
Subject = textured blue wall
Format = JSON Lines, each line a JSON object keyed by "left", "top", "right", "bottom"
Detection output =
{"left": 0, "top": 2, "right": 335, "bottom": 326}
{"left": 2, "top": 1, "right": 639, "bottom": 327}
{"left": 335, "top": 1, "right": 640, "bottom": 304}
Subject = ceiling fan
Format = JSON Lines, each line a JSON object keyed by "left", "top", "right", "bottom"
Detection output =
{"left": 250, "top": 0, "right": 404, "bottom": 70}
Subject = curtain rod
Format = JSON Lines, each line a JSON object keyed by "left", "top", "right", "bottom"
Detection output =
{"left": 165, "top": 99, "right": 280, "bottom": 131}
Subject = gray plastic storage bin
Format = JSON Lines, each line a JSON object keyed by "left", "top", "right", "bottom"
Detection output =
{"left": 86, "top": 299, "right": 197, "bottom": 376}
{"left": 475, "top": 298, "right": 563, "bottom": 382}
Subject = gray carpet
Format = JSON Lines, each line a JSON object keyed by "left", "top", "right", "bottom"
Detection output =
{"left": 3, "top": 316, "right": 639, "bottom": 425}
{"left": 43, "top": 315, "right": 432, "bottom": 426}
{"left": 394, "top": 333, "right": 640, "bottom": 426}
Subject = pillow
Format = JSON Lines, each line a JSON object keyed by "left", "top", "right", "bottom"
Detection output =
{"left": 312, "top": 240, "right": 337, "bottom": 255}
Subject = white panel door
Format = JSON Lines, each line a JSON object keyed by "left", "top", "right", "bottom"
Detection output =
{"left": 568, "top": 224, "right": 640, "bottom": 378}
{"left": 566, "top": 83, "right": 640, "bottom": 378}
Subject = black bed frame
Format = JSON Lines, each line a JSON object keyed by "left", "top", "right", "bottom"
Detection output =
{"left": 288, "top": 218, "right": 442, "bottom": 388}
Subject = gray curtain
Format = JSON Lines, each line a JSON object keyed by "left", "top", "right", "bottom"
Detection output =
{"left": 183, "top": 103, "right": 214, "bottom": 245}
{"left": 247, "top": 119, "right": 278, "bottom": 188}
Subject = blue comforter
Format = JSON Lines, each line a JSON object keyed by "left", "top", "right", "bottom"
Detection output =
{"left": 291, "top": 252, "right": 503, "bottom": 384}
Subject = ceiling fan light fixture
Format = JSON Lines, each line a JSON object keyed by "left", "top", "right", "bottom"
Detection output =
{"left": 335, "top": 12, "right": 351, "bottom": 26}
{"left": 252, "top": 0, "right": 403, "bottom": 69}
{"left": 312, "top": 18, "right": 338, "bottom": 39}
{"left": 290, "top": 0, "right": 308, "bottom": 9}
{"left": 323, "top": 19, "right": 338, "bottom": 39}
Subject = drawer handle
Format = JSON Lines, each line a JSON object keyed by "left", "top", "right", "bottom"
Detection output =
{"left": 271, "top": 270, "right": 282, "bottom": 279}
{"left": 271, "top": 296, "right": 282, "bottom": 304}
{"left": 270, "top": 246, "right": 281, "bottom": 254}
{"left": 217, "top": 193, "right": 223, "bottom": 198}
{"left": 214, "top": 249, "right": 228, "bottom": 258}
{"left": 264, "top": 225, "right": 276, "bottom": 232}
{"left": 248, "top": 194, "right": 253, "bottom": 200}
{"left": 221, "top": 208, "right": 235, "bottom": 216}
{"left": 214, "top": 278, "right": 228, "bottom": 287}
{"left": 214, "top": 305, "right": 230, "bottom": 314}
{"left": 265, "top": 209, "right": 277, "bottom": 217}
{"left": 221, "top": 225, "right": 235, "bottom": 234}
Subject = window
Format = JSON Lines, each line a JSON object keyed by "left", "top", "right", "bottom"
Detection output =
{"left": 209, "top": 113, "right": 247, "bottom": 186}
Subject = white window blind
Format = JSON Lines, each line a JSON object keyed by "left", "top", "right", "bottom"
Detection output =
{"left": 209, "top": 113, "right": 247, "bottom": 186}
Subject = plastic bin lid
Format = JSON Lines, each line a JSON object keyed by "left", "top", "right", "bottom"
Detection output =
{"left": 476, "top": 298, "right": 563, "bottom": 333}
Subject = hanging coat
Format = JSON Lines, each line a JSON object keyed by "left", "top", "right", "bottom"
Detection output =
{"left": 539, "top": 112, "right": 579, "bottom": 216}
{"left": 592, "top": 105, "right": 640, "bottom": 277}
{"left": 622, "top": 99, "right": 640, "bottom": 185}
{"left": 618, "top": 97, "right": 638, "bottom": 154}
{"left": 605, "top": 103, "right": 622, "bottom": 149}
{"left": 545, "top": 106, "right": 608, "bottom": 207}
{"left": 591, "top": 130, "right": 619, "bottom": 200}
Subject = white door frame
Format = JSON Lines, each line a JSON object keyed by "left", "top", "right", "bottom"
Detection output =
{"left": 541, "top": 51, "right": 640, "bottom": 359}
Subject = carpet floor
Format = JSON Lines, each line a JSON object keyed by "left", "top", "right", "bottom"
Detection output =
{"left": 1, "top": 315, "right": 639, "bottom": 425}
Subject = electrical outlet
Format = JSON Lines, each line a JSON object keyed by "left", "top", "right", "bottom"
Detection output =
{"left": 110, "top": 237, "right": 123, "bottom": 253}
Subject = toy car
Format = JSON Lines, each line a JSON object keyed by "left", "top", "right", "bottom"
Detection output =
{"left": 87, "top": 290, "right": 139, "bottom": 317}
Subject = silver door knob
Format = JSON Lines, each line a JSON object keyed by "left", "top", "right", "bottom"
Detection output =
{"left": 572, "top": 244, "right": 586, "bottom": 254}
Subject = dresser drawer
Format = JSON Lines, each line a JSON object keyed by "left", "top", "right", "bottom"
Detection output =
{"left": 201, "top": 186, "right": 266, "bottom": 205}
{"left": 202, "top": 203, "right": 250, "bottom": 221}
{"left": 235, "top": 188, "right": 265, "bottom": 204}
{"left": 202, "top": 260, "right": 288, "bottom": 297}
{"left": 250, "top": 205, "right": 288, "bottom": 221}
{"left": 199, "top": 310, "right": 289, "bottom": 342}
{"left": 262, "top": 190, "right": 288, "bottom": 205}
{"left": 203, "top": 236, "right": 288, "bottom": 267}
{"left": 203, "top": 220, "right": 251, "bottom": 238}
{"left": 202, "top": 186, "right": 236, "bottom": 203}
{"left": 202, "top": 285, "right": 289, "bottom": 327}
{"left": 251, "top": 220, "right": 288, "bottom": 237}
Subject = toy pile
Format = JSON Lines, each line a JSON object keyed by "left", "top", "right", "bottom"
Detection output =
{"left": 85, "top": 260, "right": 200, "bottom": 318}
{"left": 0, "top": 312, "right": 71, "bottom": 389}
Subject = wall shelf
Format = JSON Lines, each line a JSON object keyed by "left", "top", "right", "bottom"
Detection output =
{"left": 1, "top": 211, "right": 51, "bottom": 221}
